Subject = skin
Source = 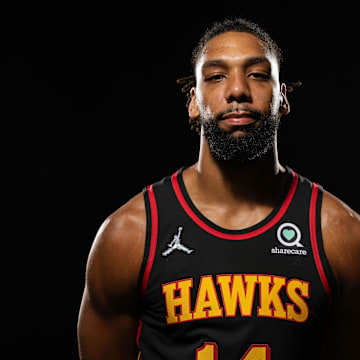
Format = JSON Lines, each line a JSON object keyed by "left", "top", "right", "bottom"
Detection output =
{"left": 77, "top": 32, "right": 360, "bottom": 359}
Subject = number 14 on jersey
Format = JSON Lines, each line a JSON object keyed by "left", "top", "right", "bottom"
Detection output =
{"left": 196, "top": 343, "right": 271, "bottom": 360}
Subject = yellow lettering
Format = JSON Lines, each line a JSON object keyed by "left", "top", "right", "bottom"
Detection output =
{"left": 217, "top": 274, "right": 258, "bottom": 317}
{"left": 193, "top": 275, "right": 223, "bottom": 320}
{"left": 162, "top": 274, "right": 310, "bottom": 326}
{"left": 286, "top": 279, "right": 309, "bottom": 323}
{"left": 258, "top": 275, "right": 287, "bottom": 319}
{"left": 162, "top": 278, "right": 193, "bottom": 324}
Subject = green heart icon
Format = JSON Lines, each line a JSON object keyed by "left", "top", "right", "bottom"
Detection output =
{"left": 282, "top": 229, "right": 295, "bottom": 241}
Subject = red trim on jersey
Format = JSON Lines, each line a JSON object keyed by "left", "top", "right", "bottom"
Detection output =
{"left": 309, "top": 183, "right": 332, "bottom": 303}
{"left": 171, "top": 169, "right": 298, "bottom": 240}
{"left": 136, "top": 320, "right": 142, "bottom": 348}
{"left": 141, "top": 185, "right": 159, "bottom": 296}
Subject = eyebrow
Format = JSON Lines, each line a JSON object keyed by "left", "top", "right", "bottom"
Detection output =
{"left": 202, "top": 56, "right": 271, "bottom": 70}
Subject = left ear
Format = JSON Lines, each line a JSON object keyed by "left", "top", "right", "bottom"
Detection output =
{"left": 279, "top": 83, "right": 290, "bottom": 115}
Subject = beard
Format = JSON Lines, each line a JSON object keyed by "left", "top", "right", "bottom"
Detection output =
{"left": 199, "top": 105, "right": 280, "bottom": 163}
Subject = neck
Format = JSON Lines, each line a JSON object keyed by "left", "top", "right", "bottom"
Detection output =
{"left": 192, "top": 136, "right": 285, "bottom": 206}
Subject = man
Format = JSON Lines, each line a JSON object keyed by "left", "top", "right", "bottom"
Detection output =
{"left": 77, "top": 18, "right": 360, "bottom": 359}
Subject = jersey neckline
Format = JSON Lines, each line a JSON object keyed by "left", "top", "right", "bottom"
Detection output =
{"left": 171, "top": 166, "right": 298, "bottom": 240}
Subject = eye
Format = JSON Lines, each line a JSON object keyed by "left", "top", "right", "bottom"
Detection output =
{"left": 205, "top": 74, "right": 226, "bottom": 82}
{"left": 248, "top": 72, "right": 271, "bottom": 80}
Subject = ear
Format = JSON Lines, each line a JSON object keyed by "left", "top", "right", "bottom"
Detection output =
{"left": 279, "top": 83, "right": 290, "bottom": 116}
{"left": 188, "top": 87, "right": 200, "bottom": 120}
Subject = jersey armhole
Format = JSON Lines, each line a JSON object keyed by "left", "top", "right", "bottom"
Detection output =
{"left": 137, "top": 185, "right": 159, "bottom": 298}
{"left": 310, "top": 183, "right": 338, "bottom": 305}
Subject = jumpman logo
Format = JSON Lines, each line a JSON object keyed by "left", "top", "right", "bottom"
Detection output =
{"left": 162, "top": 226, "right": 194, "bottom": 257}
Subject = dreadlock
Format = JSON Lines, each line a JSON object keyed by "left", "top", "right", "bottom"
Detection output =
{"left": 176, "top": 75, "right": 199, "bottom": 133}
{"left": 176, "top": 17, "right": 302, "bottom": 135}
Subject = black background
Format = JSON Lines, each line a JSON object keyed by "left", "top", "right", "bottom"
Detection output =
{"left": 3, "top": 2, "right": 359, "bottom": 359}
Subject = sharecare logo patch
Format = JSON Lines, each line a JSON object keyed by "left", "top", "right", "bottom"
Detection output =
{"left": 162, "top": 274, "right": 310, "bottom": 325}
{"left": 270, "top": 222, "right": 308, "bottom": 256}
{"left": 277, "top": 223, "right": 303, "bottom": 247}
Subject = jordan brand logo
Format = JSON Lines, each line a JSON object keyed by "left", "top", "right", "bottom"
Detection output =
{"left": 162, "top": 226, "right": 194, "bottom": 257}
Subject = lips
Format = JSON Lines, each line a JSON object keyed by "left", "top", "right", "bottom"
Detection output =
{"left": 221, "top": 112, "right": 257, "bottom": 126}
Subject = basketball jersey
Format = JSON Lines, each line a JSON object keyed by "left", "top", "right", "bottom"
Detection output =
{"left": 136, "top": 166, "right": 337, "bottom": 360}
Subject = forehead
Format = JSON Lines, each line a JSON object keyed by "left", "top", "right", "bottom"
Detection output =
{"left": 197, "top": 32, "right": 275, "bottom": 68}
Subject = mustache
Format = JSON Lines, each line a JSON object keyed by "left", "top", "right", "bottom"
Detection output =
{"left": 215, "top": 106, "right": 264, "bottom": 121}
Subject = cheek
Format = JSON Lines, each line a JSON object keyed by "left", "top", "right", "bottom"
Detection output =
{"left": 252, "top": 87, "right": 277, "bottom": 113}
{"left": 198, "top": 86, "right": 224, "bottom": 112}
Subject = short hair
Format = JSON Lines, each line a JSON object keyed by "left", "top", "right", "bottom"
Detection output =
{"left": 177, "top": 17, "right": 301, "bottom": 134}
{"left": 191, "top": 17, "right": 283, "bottom": 72}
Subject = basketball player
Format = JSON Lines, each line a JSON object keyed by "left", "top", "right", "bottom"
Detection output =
{"left": 77, "top": 18, "right": 360, "bottom": 359}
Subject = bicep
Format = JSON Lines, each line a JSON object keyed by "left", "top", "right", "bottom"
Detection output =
{"left": 78, "top": 287, "right": 139, "bottom": 360}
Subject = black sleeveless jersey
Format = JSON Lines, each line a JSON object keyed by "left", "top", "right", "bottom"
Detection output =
{"left": 136, "top": 166, "right": 337, "bottom": 360}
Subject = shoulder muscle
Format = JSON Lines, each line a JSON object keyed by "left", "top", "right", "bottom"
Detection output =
{"left": 85, "top": 191, "right": 146, "bottom": 314}
{"left": 321, "top": 190, "right": 360, "bottom": 291}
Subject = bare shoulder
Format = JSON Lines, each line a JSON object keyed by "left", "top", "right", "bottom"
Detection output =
{"left": 321, "top": 191, "right": 360, "bottom": 358}
{"left": 321, "top": 190, "right": 360, "bottom": 290}
{"left": 85, "top": 191, "right": 147, "bottom": 313}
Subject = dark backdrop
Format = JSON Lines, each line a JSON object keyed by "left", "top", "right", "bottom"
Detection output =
{"left": 3, "top": 3, "right": 359, "bottom": 359}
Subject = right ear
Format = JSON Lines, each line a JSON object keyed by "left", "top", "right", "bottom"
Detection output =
{"left": 188, "top": 87, "right": 200, "bottom": 120}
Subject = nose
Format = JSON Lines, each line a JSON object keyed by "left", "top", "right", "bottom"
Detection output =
{"left": 225, "top": 72, "right": 252, "bottom": 104}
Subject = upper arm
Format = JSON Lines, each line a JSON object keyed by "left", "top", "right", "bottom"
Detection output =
{"left": 77, "top": 192, "right": 146, "bottom": 360}
{"left": 321, "top": 191, "right": 360, "bottom": 290}
{"left": 321, "top": 191, "right": 360, "bottom": 358}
